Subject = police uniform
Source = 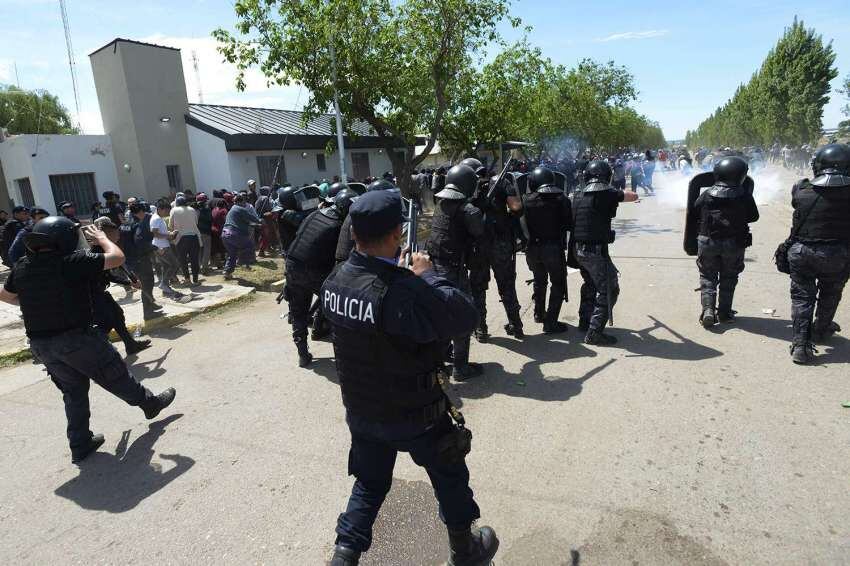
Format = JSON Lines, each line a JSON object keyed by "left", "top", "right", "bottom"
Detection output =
{"left": 693, "top": 163, "right": 759, "bottom": 326}
{"left": 787, "top": 144, "right": 850, "bottom": 363}
{"left": 322, "top": 190, "right": 497, "bottom": 566}
{"left": 571, "top": 168, "right": 624, "bottom": 343}
{"left": 2, "top": 217, "right": 174, "bottom": 463}
{"left": 425, "top": 165, "right": 485, "bottom": 379}
{"left": 523, "top": 169, "right": 572, "bottom": 333}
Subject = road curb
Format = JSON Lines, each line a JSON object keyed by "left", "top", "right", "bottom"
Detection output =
{"left": 0, "top": 290, "right": 256, "bottom": 369}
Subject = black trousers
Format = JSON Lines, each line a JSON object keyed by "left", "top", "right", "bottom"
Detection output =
{"left": 93, "top": 291, "right": 133, "bottom": 345}
{"left": 284, "top": 260, "right": 329, "bottom": 346}
{"left": 29, "top": 328, "right": 154, "bottom": 451}
{"left": 176, "top": 235, "right": 201, "bottom": 282}
{"left": 132, "top": 256, "right": 158, "bottom": 318}
{"left": 432, "top": 261, "right": 473, "bottom": 367}
{"left": 525, "top": 242, "right": 567, "bottom": 325}
{"left": 576, "top": 242, "right": 619, "bottom": 331}
{"left": 468, "top": 236, "right": 521, "bottom": 330}
{"left": 788, "top": 240, "right": 850, "bottom": 345}
{"left": 696, "top": 236, "right": 745, "bottom": 313}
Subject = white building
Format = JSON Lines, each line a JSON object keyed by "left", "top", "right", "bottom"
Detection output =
{"left": 0, "top": 38, "right": 404, "bottom": 213}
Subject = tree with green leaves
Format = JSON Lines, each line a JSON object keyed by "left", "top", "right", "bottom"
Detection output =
{"left": 838, "top": 73, "right": 850, "bottom": 139}
{"left": 0, "top": 85, "right": 78, "bottom": 135}
{"left": 214, "top": 0, "right": 517, "bottom": 192}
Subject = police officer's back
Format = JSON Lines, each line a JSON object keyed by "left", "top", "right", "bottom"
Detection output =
{"left": 692, "top": 157, "right": 759, "bottom": 327}
{"left": 0, "top": 217, "right": 175, "bottom": 464}
{"left": 322, "top": 190, "right": 498, "bottom": 566}
{"left": 523, "top": 167, "right": 572, "bottom": 333}
{"left": 425, "top": 164, "right": 486, "bottom": 380}
{"left": 786, "top": 143, "right": 850, "bottom": 364}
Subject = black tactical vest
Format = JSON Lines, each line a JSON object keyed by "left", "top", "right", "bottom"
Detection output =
{"left": 13, "top": 252, "right": 95, "bottom": 338}
{"left": 524, "top": 192, "right": 566, "bottom": 244}
{"left": 571, "top": 189, "right": 618, "bottom": 244}
{"left": 286, "top": 208, "right": 344, "bottom": 273}
{"left": 335, "top": 214, "right": 355, "bottom": 263}
{"left": 426, "top": 200, "right": 467, "bottom": 266}
{"left": 698, "top": 192, "right": 752, "bottom": 242}
{"left": 321, "top": 255, "right": 446, "bottom": 422}
{"left": 793, "top": 180, "right": 850, "bottom": 242}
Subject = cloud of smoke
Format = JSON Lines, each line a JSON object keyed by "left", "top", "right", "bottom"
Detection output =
{"left": 652, "top": 165, "right": 794, "bottom": 210}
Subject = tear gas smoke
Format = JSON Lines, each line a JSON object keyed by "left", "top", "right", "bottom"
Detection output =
{"left": 652, "top": 165, "right": 795, "bottom": 209}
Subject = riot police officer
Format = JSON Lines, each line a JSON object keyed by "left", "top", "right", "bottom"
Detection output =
{"left": 523, "top": 167, "right": 572, "bottom": 333}
{"left": 276, "top": 185, "right": 303, "bottom": 254}
{"left": 465, "top": 159, "right": 524, "bottom": 341}
{"left": 322, "top": 190, "right": 498, "bottom": 566}
{"left": 425, "top": 164, "right": 486, "bottom": 380}
{"left": 335, "top": 179, "right": 396, "bottom": 266}
{"left": 570, "top": 160, "right": 639, "bottom": 345}
{"left": 285, "top": 188, "right": 357, "bottom": 367}
{"left": 0, "top": 217, "right": 175, "bottom": 463}
{"left": 691, "top": 157, "right": 759, "bottom": 327}
{"left": 787, "top": 143, "right": 850, "bottom": 364}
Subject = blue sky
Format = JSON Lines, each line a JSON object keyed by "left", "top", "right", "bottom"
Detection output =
{"left": 1, "top": 0, "right": 848, "bottom": 140}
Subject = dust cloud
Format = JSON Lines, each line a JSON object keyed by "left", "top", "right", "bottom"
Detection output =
{"left": 652, "top": 166, "right": 793, "bottom": 209}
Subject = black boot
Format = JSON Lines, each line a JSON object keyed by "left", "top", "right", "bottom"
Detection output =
{"left": 700, "top": 307, "right": 716, "bottom": 329}
{"left": 447, "top": 525, "right": 500, "bottom": 566}
{"left": 474, "top": 324, "right": 490, "bottom": 343}
{"left": 584, "top": 328, "right": 617, "bottom": 346}
{"left": 504, "top": 322, "right": 524, "bottom": 339}
{"left": 126, "top": 339, "right": 152, "bottom": 355}
{"left": 143, "top": 388, "right": 176, "bottom": 420}
{"left": 790, "top": 343, "right": 816, "bottom": 365}
{"left": 543, "top": 321, "right": 568, "bottom": 334}
{"left": 812, "top": 320, "right": 841, "bottom": 343}
{"left": 452, "top": 363, "right": 484, "bottom": 382}
{"left": 295, "top": 338, "right": 313, "bottom": 368}
{"left": 717, "top": 309, "right": 737, "bottom": 323}
{"left": 71, "top": 433, "right": 105, "bottom": 464}
{"left": 330, "top": 545, "right": 360, "bottom": 566}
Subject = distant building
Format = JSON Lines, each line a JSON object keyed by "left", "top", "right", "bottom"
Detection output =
{"left": 0, "top": 38, "right": 404, "bottom": 213}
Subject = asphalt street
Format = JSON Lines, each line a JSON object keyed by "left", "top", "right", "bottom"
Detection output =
{"left": 0, "top": 171, "right": 848, "bottom": 565}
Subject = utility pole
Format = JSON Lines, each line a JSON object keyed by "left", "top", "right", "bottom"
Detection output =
{"left": 328, "top": 39, "right": 347, "bottom": 181}
{"left": 59, "top": 0, "right": 82, "bottom": 132}
{"left": 192, "top": 50, "right": 204, "bottom": 103}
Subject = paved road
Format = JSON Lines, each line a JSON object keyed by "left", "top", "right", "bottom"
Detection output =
{"left": 1, "top": 171, "right": 848, "bottom": 565}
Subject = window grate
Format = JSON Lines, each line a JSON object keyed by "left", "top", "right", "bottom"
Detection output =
{"left": 15, "top": 178, "right": 35, "bottom": 207}
{"left": 49, "top": 173, "right": 98, "bottom": 214}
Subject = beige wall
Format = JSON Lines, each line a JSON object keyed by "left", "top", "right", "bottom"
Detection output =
{"left": 90, "top": 40, "right": 196, "bottom": 203}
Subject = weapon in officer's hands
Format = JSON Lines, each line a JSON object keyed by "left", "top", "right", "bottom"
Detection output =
{"left": 485, "top": 157, "right": 515, "bottom": 201}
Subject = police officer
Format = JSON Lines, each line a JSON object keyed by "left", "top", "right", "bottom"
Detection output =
{"left": 571, "top": 159, "right": 639, "bottom": 345}
{"left": 98, "top": 191, "right": 124, "bottom": 226}
{"left": 335, "top": 179, "right": 396, "bottom": 266}
{"left": 0, "top": 217, "right": 175, "bottom": 463}
{"left": 323, "top": 190, "right": 498, "bottom": 566}
{"left": 1, "top": 205, "right": 30, "bottom": 266}
{"left": 465, "top": 159, "right": 524, "bottom": 341}
{"left": 124, "top": 201, "right": 164, "bottom": 320}
{"left": 276, "top": 185, "right": 300, "bottom": 254}
{"left": 693, "top": 157, "right": 759, "bottom": 328}
{"left": 285, "top": 188, "right": 358, "bottom": 367}
{"left": 522, "top": 167, "right": 572, "bottom": 333}
{"left": 7, "top": 207, "right": 50, "bottom": 265}
{"left": 425, "top": 164, "right": 486, "bottom": 380}
{"left": 59, "top": 201, "right": 80, "bottom": 224}
{"left": 787, "top": 143, "right": 850, "bottom": 364}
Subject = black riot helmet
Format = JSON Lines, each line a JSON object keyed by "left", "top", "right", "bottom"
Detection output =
{"left": 367, "top": 179, "right": 397, "bottom": 192}
{"left": 277, "top": 186, "right": 297, "bottom": 211}
{"left": 528, "top": 167, "right": 556, "bottom": 193}
{"left": 713, "top": 156, "right": 749, "bottom": 188}
{"left": 811, "top": 143, "right": 850, "bottom": 187}
{"left": 347, "top": 182, "right": 368, "bottom": 195}
{"left": 294, "top": 185, "right": 322, "bottom": 212}
{"left": 460, "top": 157, "right": 487, "bottom": 177}
{"left": 437, "top": 164, "right": 478, "bottom": 200}
{"left": 333, "top": 188, "right": 359, "bottom": 218}
{"left": 583, "top": 160, "right": 614, "bottom": 185}
{"left": 24, "top": 216, "right": 81, "bottom": 256}
{"left": 327, "top": 181, "right": 347, "bottom": 199}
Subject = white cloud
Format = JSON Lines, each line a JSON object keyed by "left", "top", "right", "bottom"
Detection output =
{"left": 139, "top": 34, "right": 308, "bottom": 110}
{"left": 0, "top": 60, "right": 11, "bottom": 83}
{"left": 595, "top": 30, "right": 669, "bottom": 42}
{"left": 77, "top": 109, "right": 104, "bottom": 135}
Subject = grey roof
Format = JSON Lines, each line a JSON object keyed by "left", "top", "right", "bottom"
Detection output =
{"left": 186, "top": 103, "right": 376, "bottom": 137}
{"left": 89, "top": 38, "right": 179, "bottom": 57}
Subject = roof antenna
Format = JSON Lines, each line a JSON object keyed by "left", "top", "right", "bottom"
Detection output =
{"left": 192, "top": 50, "right": 204, "bottom": 103}
{"left": 59, "top": 0, "right": 82, "bottom": 133}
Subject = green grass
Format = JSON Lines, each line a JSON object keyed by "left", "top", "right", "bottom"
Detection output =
{"left": 0, "top": 348, "right": 33, "bottom": 369}
{"left": 230, "top": 259, "right": 284, "bottom": 290}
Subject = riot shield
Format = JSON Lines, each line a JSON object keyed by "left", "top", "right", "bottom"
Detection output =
{"left": 510, "top": 172, "right": 528, "bottom": 196}
{"left": 683, "top": 172, "right": 715, "bottom": 256}
{"left": 743, "top": 175, "right": 754, "bottom": 195}
{"left": 294, "top": 185, "right": 322, "bottom": 212}
{"left": 347, "top": 183, "right": 368, "bottom": 195}
{"left": 553, "top": 171, "right": 567, "bottom": 191}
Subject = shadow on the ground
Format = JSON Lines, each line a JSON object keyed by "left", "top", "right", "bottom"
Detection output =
{"left": 148, "top": 326, "right": 192, "bottom": 341}
{"left": 450, "top": 331, "right": 611, "bottom": 403}
{"left": 309, "top": 356, "right": 339, "bottom": 384}
{"left": 618, "top": 315, "right": 723, "bottom": 361}
{"left": 128, "top": 347, "right": 172, "bottom": 381}
{"left": 613, "top": 218, "right": 676, "bottom": 239}
{"left": 54, "top": 414, "right": 193, "bottom": 513}
{"left": 190, "top": 283, "right": 224, "bottom": 293}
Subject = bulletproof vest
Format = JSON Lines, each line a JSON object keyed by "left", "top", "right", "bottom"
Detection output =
{"left": 13, "top": 251, "right": 95, "bottom": 338}
{"left": 286, "top": 208, "right": 343, "bottom": 273}
{"left": 571, "top": 188, "right": 617, "bottom": 243}
{"left": 486, "top": 182, "right": 512, "bottom": 237}
{"left": 426, "top": 200, "right": 467, "bottom": 266}
{"left": 698, "top": 191, "right": 752, "bottom": 241}
{"left": 523, "top": 192, "right": 566, "bottom": 244}
{"left": 321, "top": 256, "right": 445, "bottom": 422}
{"left": 335, "top": 214, "right": 355, "bottom": 263}
{"left": 793, "top": 180, "right": 850, "bottom": 242}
